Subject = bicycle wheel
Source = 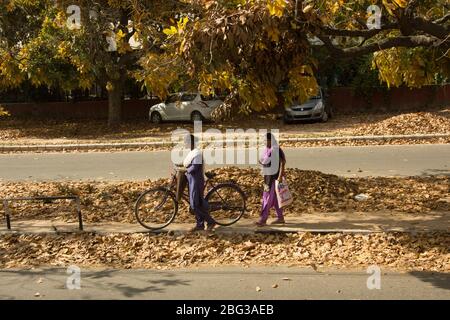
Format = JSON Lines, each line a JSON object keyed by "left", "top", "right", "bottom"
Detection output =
{"left": 205, "top": 183, "right": 246, "bottom": 226}
{"left": 134, "top": 187, "right": 178, "bottom": 230}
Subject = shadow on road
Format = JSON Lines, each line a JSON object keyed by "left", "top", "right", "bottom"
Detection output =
{"left": 421, "top": 169, "right": 450, "bottom": 177}
{"left": 0, "top": 268, "right": 192, "bottom": 298}
{"left": 79, "top": 269, "right": 192, "bottom": 297}
{"left": 409, "top": 271, "right": 450, "bottom": 291}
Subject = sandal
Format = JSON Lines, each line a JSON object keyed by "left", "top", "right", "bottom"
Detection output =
{"left": 254, "top": 221, "right": 267, "bottom": 227}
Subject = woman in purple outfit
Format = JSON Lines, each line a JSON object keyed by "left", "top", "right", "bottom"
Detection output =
{"left": 256, "top": 132, "right": 286, "bottom": 227}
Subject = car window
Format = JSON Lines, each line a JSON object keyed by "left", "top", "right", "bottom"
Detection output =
{"left": 166, "top": 94, "right": 179, "bottom": 103}
{"left": 181, "top": 94, "right": 197, "bottom": 102}
{"left": 200, "top": 94, "right": 218, "bottom": 101}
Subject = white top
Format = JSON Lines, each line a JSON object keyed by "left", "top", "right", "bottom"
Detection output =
{"left": 183, "top": 148, "right": 203, "bottom": 168}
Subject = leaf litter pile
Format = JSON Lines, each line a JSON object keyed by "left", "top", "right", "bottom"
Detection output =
{"left": 0, "top": 232, "right": 448, "bottom": 272}
{"left": 0, "top": 167, "right": 448, "bottom": 271}
{"left": 0, "top": 168, "right": 448, "bottom": 223}
{"left": 350, "top": 111, "right": 450, "bottom": 136}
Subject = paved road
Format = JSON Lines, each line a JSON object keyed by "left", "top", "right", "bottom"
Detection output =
{"left": 0, "top": 144, "right": 449, "bottom": 181}
{"left": 0, "top": 266, "right": 448, "bottom": 300}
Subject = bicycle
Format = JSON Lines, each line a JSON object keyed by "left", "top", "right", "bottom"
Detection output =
{"left": 134, "top": 166, "right": 247, "bottom": 230}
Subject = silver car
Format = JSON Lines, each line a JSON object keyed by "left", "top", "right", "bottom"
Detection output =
{"left": 149, "top": 92, "right": 223, "bottom": 123}
{"left": 283, "top": 89, "right": 331, "bottom": 123}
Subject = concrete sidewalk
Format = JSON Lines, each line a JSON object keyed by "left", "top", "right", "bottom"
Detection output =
{"left": 1, "top": 211, "right": 448, "bottom": 235}
{"left": 1, "top": 133, "right": 449, "bottom": 152}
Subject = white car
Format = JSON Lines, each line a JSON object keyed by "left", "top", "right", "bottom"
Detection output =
{"left": 149, "top": 92, "right": 223, "bottom": 123}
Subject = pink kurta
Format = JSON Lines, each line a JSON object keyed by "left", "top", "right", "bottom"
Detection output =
{"left": 259, "top": 147, "right": 284, "bottom": 223}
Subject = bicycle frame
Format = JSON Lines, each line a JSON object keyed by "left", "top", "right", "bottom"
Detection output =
{"left": 135, "top": 167, "right": 246, "bottom": 230}
{"left": 168, "top": 169, "right": 216, "bottom": 205}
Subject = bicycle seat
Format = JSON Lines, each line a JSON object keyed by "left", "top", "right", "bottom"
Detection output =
{"left": 205, "top": 171, "right": 217, "bottom": 179}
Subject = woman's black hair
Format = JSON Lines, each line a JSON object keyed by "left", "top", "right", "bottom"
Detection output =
{"left": 266, "top": 132, "right": 279, "bottom": 147}
{"left": 185, "top": 133, "right": 197, "bottom": 150}
{"left": 189, "top": 134, "right": 194, "bottom": 149}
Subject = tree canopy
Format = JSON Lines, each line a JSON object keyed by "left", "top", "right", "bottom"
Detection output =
{"left": 1, "top": 0, "right": 449, "bottom": 122}
{"left": 147, "top": 0, "right": 449, "bottom": 116}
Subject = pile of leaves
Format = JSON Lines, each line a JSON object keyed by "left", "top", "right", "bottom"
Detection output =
{"left": 0, "top": 232, "right": 448, "bottom": 272}
{"left": 350, "top": 111, "right": 450, "bottom": 136}
{"left": 0, "top": 119, "right": 169, "bottom": 141}
{"left": 282, "top": 137, "right": 450, "bottom": 148}
{"left": 0, "top": 168, "right": 448, "bottom": 223}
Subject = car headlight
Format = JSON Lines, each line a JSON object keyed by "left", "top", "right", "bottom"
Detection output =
{"left": 314, "top": 102, "right": 324, "bottom": 110}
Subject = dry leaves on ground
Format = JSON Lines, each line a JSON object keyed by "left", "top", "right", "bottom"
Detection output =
{"left": 281, "top": 137, "right": 450, "bottom": 148}
{"left": 0, "top": 168, "right": 448, "bottom": 223}
{"left": 0, "top": 232, "right": 448, "bottom": 272}
{"left": 350, "top": 111, "right": 450, "bottom": 136}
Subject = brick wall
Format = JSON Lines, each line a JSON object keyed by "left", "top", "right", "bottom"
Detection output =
{"left": 327, "top": 84, "right": 450, "bottom": 114}
{"left": 1, "top": 99, "right": 160, "bottom": 119}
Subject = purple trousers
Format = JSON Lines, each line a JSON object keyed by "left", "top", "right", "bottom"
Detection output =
{"left": 259, "top": 181, "right": 283, "bottom": 223}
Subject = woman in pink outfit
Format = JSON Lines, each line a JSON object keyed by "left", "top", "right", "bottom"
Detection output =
{"left": 256, "top": 132, "right": 286, "bottom": 227}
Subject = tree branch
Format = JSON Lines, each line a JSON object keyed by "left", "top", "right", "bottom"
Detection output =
{"left": 325, "top": 35, "right": 445, "bottom": 60}
{"left": 321, "top": 23, "right": 398, "bottom": 39}
{"left": 434, "top": 13, "right": 450, "bottom": 25}
{"left": 411, "top": 16, "right": 449, "bottom": 40}
{"left": 406, "top": 0, "right": 421, "bottom": 12}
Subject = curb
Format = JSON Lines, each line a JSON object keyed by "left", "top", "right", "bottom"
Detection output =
{"left": 1, "top": 228, "right": 444, "bottom": 236}
{"left": 0, "top": 133, "right": 449, "bottom": 152}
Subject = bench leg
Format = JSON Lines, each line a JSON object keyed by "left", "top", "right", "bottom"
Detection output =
{"left": 75, "top": 198, "right": 83, "bottom": 231}
{"left": 3, "top": 200, "right": 11, "bottom": 230}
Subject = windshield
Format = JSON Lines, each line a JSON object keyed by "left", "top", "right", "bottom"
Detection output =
{"left": 201, "top": 94, "right": 218, "bottom": 101}
{"left": 181, "top": 94, "right": 197, "bottom": 102}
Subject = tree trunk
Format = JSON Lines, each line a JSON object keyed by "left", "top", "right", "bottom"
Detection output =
{"left": 107, "top": 79, "right": 123, "bottom": 126}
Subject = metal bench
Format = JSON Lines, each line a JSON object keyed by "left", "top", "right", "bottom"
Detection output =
{"left": 2, "top": 196, "right": 83, "bottom": 231}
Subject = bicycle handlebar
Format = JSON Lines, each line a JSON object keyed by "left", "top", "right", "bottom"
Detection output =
{"left": 172, "top": 164, "right": 187, "bottom": 175}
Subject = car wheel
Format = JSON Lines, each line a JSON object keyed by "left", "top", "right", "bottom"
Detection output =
{"left": 191, "top": 111, "right": 203, "bottom": 122}
{"left": 321, "top": 110, "right": 329, "bottom": 123}
{"left": 150, "top": 112, "right": 162, "bottom": 124}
